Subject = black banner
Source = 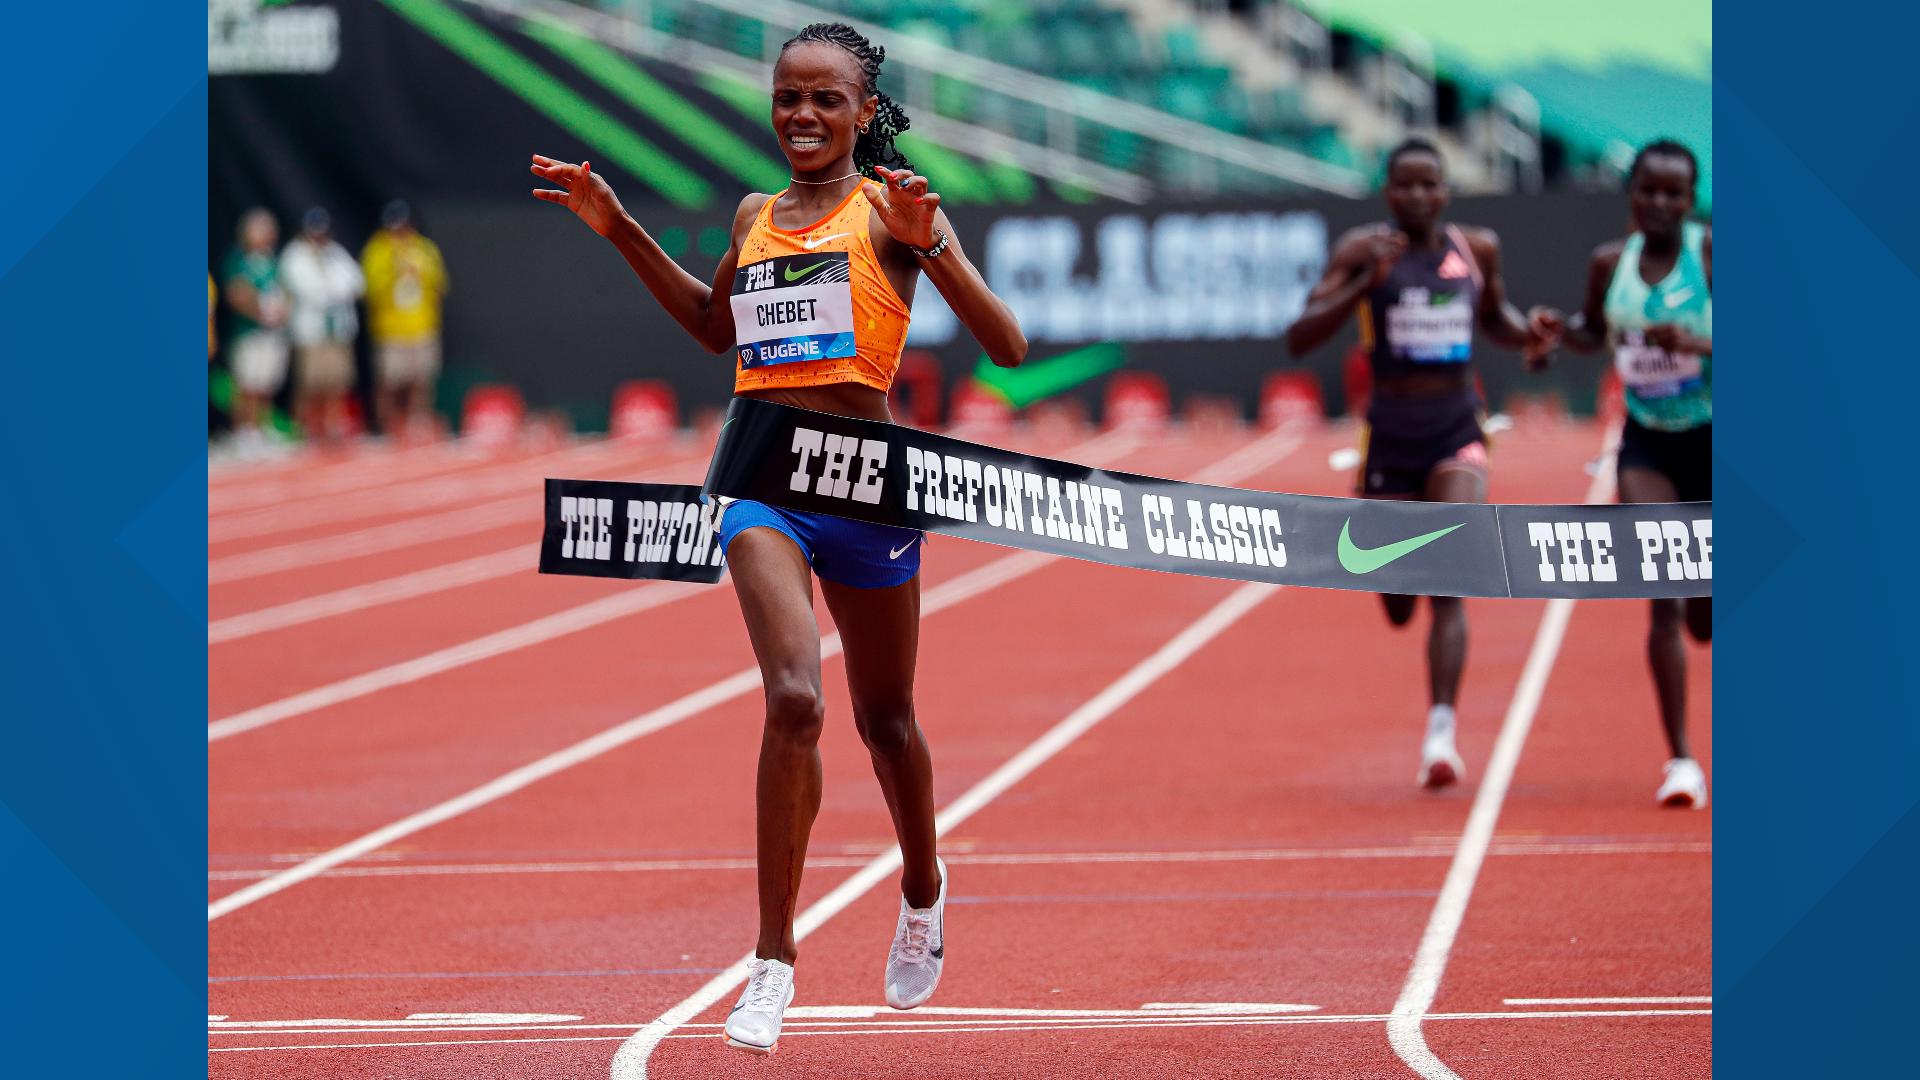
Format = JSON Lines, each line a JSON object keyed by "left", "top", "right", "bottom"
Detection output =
{"left": 704, "top": 398, "right": 1712, "bottom": 599}
{"left": 538, "top": 480, "right": 726, "bottom": 583}
{"left": 538, "top": 399, "right": 1711, "bottom": 599}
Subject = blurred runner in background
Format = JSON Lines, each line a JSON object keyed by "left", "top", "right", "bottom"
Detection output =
{"left": 1538, "top": 139, "right": 1713, "bottom": 809}
{"left": 1287, "top": 137, "right": 1558, "bottom": 790}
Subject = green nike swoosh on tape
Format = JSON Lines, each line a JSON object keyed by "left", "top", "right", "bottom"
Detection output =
{"left": 784, "top": 261, "right": 830, "bottom": 282}
{"left": 1336, "top": 518, "right": 1465, "bottom": 575}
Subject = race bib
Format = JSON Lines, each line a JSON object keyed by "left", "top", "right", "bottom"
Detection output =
{"left": 731, "top": 252, "right": 857, "bottom": 369}
{"left": 1614, "top": 331, "right": 1704, "bottom": 399}
{"left": 1386, "top": 287, "right": 1473, "bottom": 363}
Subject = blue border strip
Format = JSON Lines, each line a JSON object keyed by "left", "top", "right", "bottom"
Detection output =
{"left": 2, "top": 4, "right": 205, "bottom": 1075}
{"left": 1719, "top": 4, "right": 1920, "bottom": 1074}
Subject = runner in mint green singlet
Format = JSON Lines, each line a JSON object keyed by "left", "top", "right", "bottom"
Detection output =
{"left": 1543, "top": 139, "right": 1713, "bottom": 809}
{"left": 1606, "top": 220, "right": 1712, "bottom": 433}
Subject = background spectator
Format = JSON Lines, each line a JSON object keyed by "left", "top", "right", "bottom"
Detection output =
{"left": 280, "top": 207, "right": 364, "bottom": 441}
{"left": 218, "top": 208, "right": 289, "bottom": 451}
{"left": 361, "top": 199, "right": 449, "bottom": 441}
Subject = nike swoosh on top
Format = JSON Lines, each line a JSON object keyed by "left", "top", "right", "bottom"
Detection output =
{"left": 1336, "top": 518, "right": 1464, "bottom": 575}
{"left": 1662, "top": 286, "right": 1695, "bottom": 308}
{"left": 784, "top": 261, "right": 830, "bottom": 282}
{"left": 802, "top": 233, "right": 850, "bottom": 249}
{"left": 888, "top": 537, "right": 919, "bottom": 560}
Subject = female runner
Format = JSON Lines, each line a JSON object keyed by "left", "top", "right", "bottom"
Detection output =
{"left": 1286, "top": 137, "right": 1557, "bottom": 789}
{"left": 1544, "top": 139, "right": 1712, "bottom": 808}
{"left": 532, "top": 21, "right": 1027, "bottom": 1053}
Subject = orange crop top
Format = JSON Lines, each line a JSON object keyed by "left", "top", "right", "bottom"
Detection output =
{"left": 729, "top": 185, "right": 912, "bottom": 394}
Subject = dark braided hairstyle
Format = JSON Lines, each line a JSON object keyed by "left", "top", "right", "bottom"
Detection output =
{"left": 781, "top": 22, "right": 913, "bottom": 179}
{"left": 1627, "top": 138, "right": 1698, "bottom": 194}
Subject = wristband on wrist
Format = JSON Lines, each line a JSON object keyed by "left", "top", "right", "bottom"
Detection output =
{"left": 908, "top": 229, "right": 950, "bottom": 259}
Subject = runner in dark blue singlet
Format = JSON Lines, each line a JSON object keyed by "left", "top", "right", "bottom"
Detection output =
{"left": 1287, "top": 138, "right": 1559, "bottom": 789}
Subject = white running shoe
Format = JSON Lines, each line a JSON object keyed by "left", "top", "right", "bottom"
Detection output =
{"left": 723, "top": 957, "right": 795, "bottom": 1055}
{"left": 885, "top": 856, "right": 947, "bottom": 1010}
{"left": 1419, "top": 729, "right": 1466, "bottom": 789}
{"left": 1656, "top": 757, "right": 1708, "bottom": 809}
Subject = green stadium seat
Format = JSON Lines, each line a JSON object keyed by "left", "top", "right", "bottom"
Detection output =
{"left": 1162, "top": 26, "right": 1204, "bottom": 73}
{"left": 1212, "top": 84, "right": 1252, "bottom": 135}
{"left": 1055, "top": 23, "right": 1106, "bottom": 75}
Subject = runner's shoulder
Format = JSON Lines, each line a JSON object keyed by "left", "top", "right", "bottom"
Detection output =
{"left": 732, "top": 193, "right": 774, "bottom": 235}
{"left": 1588, "top": 238, "right": 1628, "bottom": 275}
{"left": 1456, "top": 224, "right": 1502, "bottom": 261}
{"left": 1331, "top": 223, "right": 1394, "bottom": 260}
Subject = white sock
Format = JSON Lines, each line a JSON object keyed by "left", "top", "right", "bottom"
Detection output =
{"left": 1427, "top": 704, "right": 1456, "bottom": 739}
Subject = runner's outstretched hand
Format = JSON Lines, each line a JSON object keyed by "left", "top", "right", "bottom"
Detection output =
{"left": 531, "top": 154, "right": 627, "bottom": 238}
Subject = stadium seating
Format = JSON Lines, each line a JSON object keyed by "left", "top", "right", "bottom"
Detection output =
{"left": 573, "top": 0, "right": 1363, "bottom": 179}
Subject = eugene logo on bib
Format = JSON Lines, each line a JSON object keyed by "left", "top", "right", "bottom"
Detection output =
{"left": 1386, "top": 286, "right": 1473, "bottom": 363}
{"left": 732, "top": 251, "right": 856, "bottom": 369}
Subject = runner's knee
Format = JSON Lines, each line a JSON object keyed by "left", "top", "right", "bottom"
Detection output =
{"left": 852, "top": 697, "right": 916, "bottom": 757}
{"left": 763, "top": 675, "right": 825, "bottom": 743}
{"left": 1383, "top": 593, "right": 1417, "bottom": 627}
{"left": 1685, "top": 598, "right": 1712, "bottom": 643}
{"left": 1649, "top": 598, "right": 1683, "bottom": 636}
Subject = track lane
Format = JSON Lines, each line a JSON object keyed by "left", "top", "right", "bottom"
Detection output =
{"left": 205, "top": 427, "right": 1214, "bottom": 895}
{"left": 1416, "top": 584, "right": 1713, "bottom": 1079}
{"left": 206, "top": 420, "right": 1698, "bottom": 1079}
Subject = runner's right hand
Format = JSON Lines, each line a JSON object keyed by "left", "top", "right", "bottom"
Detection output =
{"left": 531, "top": 154, "right": 627, "bottom": 238}
{"left": 1363, "top": 231, "right": 1408, "bottom": 287}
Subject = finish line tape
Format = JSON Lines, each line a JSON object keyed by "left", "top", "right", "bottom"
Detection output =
{"left": 540, "top": 398, "right": 1710, "bottom": 599}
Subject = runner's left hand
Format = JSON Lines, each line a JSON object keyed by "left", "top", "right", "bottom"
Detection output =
{"left": 1642, "top": 322, "right": 1693, "bottom": 352}
{"left": 1523, "top": 305, "right": 1563, "bottom": 370}
{"left": 865, "top": 166, "right": 940, "bottom": 250}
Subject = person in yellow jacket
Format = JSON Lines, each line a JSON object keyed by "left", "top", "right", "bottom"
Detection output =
{"left": 361, "top": 200, "right": 449, "bottom": 438}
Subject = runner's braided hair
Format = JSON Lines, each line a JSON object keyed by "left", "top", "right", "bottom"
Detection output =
{"left": 1628, "top": 138, "right": 1698, "bottom": 192}
{"left": 782, "top": 22, "right": 913, "bottom": 179}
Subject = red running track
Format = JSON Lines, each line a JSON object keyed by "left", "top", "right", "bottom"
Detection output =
{"left": 208, "top": 418, "right": 1709, "bottom": 1078}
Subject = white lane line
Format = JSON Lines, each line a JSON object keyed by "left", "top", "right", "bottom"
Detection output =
{"left": 1386, "top": 428, "right": 1622, "bottom": 1080}
{"left": 210, "top": 444, "right": 476, "bottom": 514}
{"left": 205, "top": 445, "right": 1143, "bottom": 732}
{"left": 207, "top": 418, "right": 1276, "bottom": 636}
{"left": 213, "top": 1003, "right": 1315, "bottom": 1034}
{"left": 211, "top": 1007, "right": 1711, "bottom": 1053}
{"left": 1191, "top": 425, "right": 1308, "bottom": 484}
{"left": 207, "top": 583, "right": 704, "bottom": 742}
{"left": 209, "top": 546, "right": 537, "bottom": 644}
{"left": 205, "top": 839, "right": 1714, "bottom": 881}
{"left": 209, "top": 499, "right": 531, "bottom": 583}
{"left": 610, "top": 580, "right": 1278, "bottom": 1079}
{"left": 207, "top": 446, "right": 706, "bottom": 584}
{"left": 205, "top": 423, "right": 1291, "bottom": 917}
{"left": 209, "top": 439, "right": 655, "bottom": 542}
{"left": 206, "top": 548, "right": 1064, "bottom": 920}
{"left": 209, "top": 439, "right": 472, "bottom": 495}
{"left": 1504, "top": 997, "right": 1711, "bottom": 1006}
